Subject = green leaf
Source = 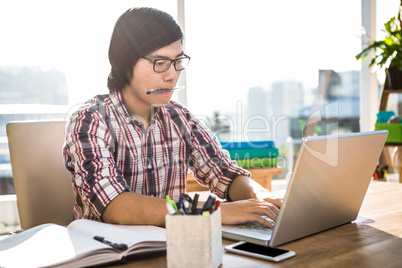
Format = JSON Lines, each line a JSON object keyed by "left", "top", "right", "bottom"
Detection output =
{"left": 385, "top": 36, "right": 394, "bottom": 46}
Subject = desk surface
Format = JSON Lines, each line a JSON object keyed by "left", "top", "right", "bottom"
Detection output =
{"left": 110, "top": 181, "right": 402, "bottom": 267}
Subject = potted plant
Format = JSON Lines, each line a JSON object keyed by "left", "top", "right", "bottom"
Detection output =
{"left": 356, "top": 9, "right": 402, "bottom": 89}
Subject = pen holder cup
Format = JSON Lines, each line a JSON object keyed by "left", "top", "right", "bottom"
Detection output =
{"left": 166, "top": 208, "right": 222, "bottom": 268}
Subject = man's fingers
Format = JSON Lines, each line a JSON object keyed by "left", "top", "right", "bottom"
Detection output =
{"left": 251, "top": 213, "right": 275, "bottom": 228}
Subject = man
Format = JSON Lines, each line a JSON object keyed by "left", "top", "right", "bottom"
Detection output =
{"left": 63, "top": 7, "right": 281, "bottom": 228}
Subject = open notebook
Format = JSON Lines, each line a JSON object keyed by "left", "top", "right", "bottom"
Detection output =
{"left": 222, "top": 130, "right": 388, "bottom": 247}
{"left": 0, "top": 219, "right": 166, "bottom": 268}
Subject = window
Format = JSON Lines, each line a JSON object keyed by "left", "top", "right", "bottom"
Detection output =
{"left": 0, "top": 0, "right": 401, "bottom": 197}
{"left": 0, "top": 0, "right": 177, "bottom": 196}
{"left": 184, "top": 0, "right": 401, "bottom": 178}
{"left": 184, "top": 0, "right": 363, "bottom": 178}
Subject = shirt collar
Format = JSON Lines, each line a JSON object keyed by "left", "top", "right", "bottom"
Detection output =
{"left": 110, "top": 91, "right": 162, "bottom": 125}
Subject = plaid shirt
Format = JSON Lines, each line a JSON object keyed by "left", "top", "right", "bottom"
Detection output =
{"left": 63, "top": 92, "right": 249, "bottom": 220}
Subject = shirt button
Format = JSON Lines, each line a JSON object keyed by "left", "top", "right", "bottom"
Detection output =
{"left": 147, "top": 164, "right": 152, "bottom": 169}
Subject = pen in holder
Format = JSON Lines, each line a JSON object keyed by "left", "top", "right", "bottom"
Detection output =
{"left": 165, "top": 207, "right": 222, "bottom": 268}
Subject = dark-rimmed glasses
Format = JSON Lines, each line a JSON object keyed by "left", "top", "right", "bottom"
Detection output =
{"left": 142, "top": 54, "right": 191, "bottom": 73}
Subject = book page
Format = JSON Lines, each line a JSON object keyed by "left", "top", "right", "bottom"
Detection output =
{"left": 0, "top": 223, "right": 120, "bottom": 268}
{"left": 68, "top": 219, "right": 166, "bottom": 249}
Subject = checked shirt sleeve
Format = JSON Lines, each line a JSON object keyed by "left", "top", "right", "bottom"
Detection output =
{"left": 63, "top": 104, "right": 129, "bottom": 220}
{"left": 187, "top": 114, "right": 250, "bottom": 200}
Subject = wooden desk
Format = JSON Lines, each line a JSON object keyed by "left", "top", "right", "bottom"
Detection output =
{"left": 186, "top": 167, "right": 282, "bottom": 192}
{"left": 109, "top": 181, "right": 402, "bottom": 267}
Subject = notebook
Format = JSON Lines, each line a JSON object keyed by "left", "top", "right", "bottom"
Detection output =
{"left": 222, "top": 130, "right": 388, "bottom": 247}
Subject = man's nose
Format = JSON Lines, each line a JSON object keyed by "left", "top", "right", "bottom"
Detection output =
{"left": 164, "top": 63, "right": 179, "bottom": 81}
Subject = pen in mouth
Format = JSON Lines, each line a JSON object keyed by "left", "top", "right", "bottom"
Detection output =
{"left": 146, "top": 86, "right": 185, "bottom": 95}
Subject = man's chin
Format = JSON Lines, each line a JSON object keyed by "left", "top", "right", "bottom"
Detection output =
{"left": 151, "top": 101, "right": 170, "bottom": 108}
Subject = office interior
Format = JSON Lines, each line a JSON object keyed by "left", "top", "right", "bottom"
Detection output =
{"left": 0, "top": 0, "right": 401, "bottom": 237}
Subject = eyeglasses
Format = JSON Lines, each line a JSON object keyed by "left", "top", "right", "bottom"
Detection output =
{"left": 142, "top": 54, "right": 191, "bottom": 73}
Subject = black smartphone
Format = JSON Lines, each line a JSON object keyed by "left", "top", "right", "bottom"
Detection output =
{"left": 224, "top": 241, "right": 295, "bottom": 262}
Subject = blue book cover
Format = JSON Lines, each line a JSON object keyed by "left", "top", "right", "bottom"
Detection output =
{"left": 226, "top": 148, "right": 279, "bottom": 159}
{"left": 220, "top": 140, "right": 275, "bottom": 149}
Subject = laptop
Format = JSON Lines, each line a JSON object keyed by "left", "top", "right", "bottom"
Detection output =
{"left": 222, "top": 130, "right": 388, "bottom": 247}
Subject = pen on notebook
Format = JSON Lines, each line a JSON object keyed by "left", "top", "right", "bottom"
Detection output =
{"left": 94, "top": 236, "right": 128, "bottom": 251}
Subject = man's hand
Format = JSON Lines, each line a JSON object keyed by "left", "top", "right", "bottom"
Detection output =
{"left": 223, "top": 174, "right": 285, "bottom": 227}
{"left": 220, "top": 199, "right": 280, "bottom": 228}
{"left": 255, "top": 190, "right": 284, "bottom": 208}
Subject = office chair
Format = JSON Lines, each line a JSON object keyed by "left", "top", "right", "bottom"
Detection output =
{"left": 6, "top": 120, "right": 75, "bottom": 229}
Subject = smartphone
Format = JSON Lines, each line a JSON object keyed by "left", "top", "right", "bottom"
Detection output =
{"left": 224, "top": 241, "right": 296, "bottom": 262}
